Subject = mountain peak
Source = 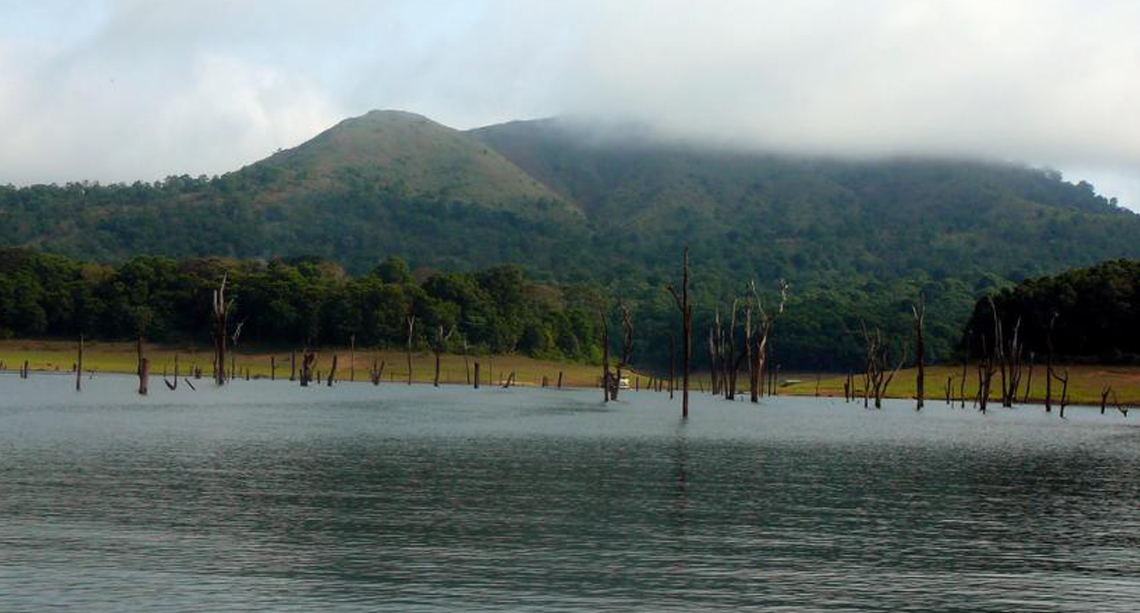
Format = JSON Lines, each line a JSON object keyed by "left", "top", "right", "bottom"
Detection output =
{"left": 251, "top": 110, "right": 572, "bottom": 212}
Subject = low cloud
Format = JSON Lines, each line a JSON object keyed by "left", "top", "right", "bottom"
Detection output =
{"left": 1, "top": 0, "right": 1138, "bottom": 208}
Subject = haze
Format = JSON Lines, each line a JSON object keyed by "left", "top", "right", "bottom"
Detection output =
{"left": 2, "top": 0, "right": 1138, "bottom": 210}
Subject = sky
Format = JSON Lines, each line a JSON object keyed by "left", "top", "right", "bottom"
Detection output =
{"left": 1, "top": 0, "right": 1138, "bottom": 210}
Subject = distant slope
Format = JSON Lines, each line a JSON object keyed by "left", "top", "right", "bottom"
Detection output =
{"left": 0, "top": 110, "right": 590, "bottom": 275}
{"left": 4, "top": 110, "right": 1140, "bottom": 367}
{"left": 254, "top": 110, "right": 575, "bottom": 214}
{"left": 471, "top": 117, "right": 1140, "bottom": 289}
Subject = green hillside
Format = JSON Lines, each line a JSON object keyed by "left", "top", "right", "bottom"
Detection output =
{"left": 3, "top": 110, "right": 1140, "bottom": 368}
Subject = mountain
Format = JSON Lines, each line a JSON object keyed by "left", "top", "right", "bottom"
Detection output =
{"left": 3, "top": 110, "right": 1140, "bottom": 367}
{"left": 255, "top": 110, "right": 573, "bottom": 213}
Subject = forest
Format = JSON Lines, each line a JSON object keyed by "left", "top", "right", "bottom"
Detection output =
{"left": 0, "top": 248, "right": 604, "bottom": 362}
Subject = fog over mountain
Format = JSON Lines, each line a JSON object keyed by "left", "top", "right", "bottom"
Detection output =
{"left": 2, "top": 0, "right": 1139, "bottom": 209}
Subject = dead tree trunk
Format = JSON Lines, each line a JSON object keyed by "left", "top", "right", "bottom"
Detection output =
{"left": 211, "top": 275, "right": 234, "bottom": 386}
{"left": 1101, "top": 384, "right": 1112, "bottom": 415}
{"left": 327, "top": 354, "right": 338, "bottom": 386}
{"left": 669, "top": 334, "right": 676, "bottom": 400}
{"left": 1052, "top": 367, "right": 1070, "bottom": 418}
{"left": 912, "top": 296, "right": 926, "bottom": 410}
{"left": 463, "top": 342, "right": 471, "bottom": 385}
{"left": 862, "top": 322, "right": 906, "bottom": 409}
{"left": 349, "top": 335, "right": 356, "bottom": 382}
{"left": 138, "top": 358, "right": 149, "bottom": 395}
{"left": 406, "top": 314, "right": 416, "bottom": 386}
{"left": 612, "top": 303, "right": 634, "bottom": 400}
{"left": 76, "top": 335, "right": 83, "bottom": 392}
{"left": 432, "top": 325, "right": 455, "bottom": 388}
{"left": 271, "top": 356, "right": 276, "bottom": 381}
{"left": 1045, "top": 313, "right": 1058, "bottom": 413}
{"left": 666, "top": 246, "right": 692, "bottom": 418}
{"left": 600, "top": 306, "right": 612, "bottom": 401}
{"left": 300, "top": 352, "right": 315, "bottom": 387}
{"left": 1023, "top": 352, "right": 1034, "bottom": 403}
{"left": 474, "top": 361, "right": 481, "bottom": 389}
{"left": 290, "top": 351, "right": 296, "bottom": 382}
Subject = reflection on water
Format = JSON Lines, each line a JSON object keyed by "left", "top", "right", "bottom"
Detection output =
{"left": 1, "top": 375, "right": 1138, "bottom": 611}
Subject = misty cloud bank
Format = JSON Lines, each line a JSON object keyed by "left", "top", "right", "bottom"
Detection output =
{"left": 1, "top": 0, "right": 1138, "bottom": 208}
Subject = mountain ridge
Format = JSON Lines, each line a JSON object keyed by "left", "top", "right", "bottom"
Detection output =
{"left": 2, "top": 109, "right": 1140, "bottom": 367}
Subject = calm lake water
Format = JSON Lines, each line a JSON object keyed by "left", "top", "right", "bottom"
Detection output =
{"left": 2, "top": 376, "right": 1139, "bottom": 611}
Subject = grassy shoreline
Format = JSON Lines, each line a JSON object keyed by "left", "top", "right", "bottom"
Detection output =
{"left": 2, "top": 340, "right": 1137, "bottom": 406}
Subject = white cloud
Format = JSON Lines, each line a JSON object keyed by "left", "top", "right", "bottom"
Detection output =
{"left": 1, "top": 0, "right": 1138, "bottom": 209}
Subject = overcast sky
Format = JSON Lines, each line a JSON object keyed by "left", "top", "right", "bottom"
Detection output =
{"left": 2, "top": 0, "right": 1139, "bottom": 210}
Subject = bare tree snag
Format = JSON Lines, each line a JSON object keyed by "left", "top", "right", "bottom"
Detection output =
{"left": 1101, "top": 384, "right": 1112, "bottom": 415}
{"left": 290, "top": 350, "right": 296, "bottom": 382}
{"left": 184, "top": 378, "right": 196, "bottom": 391}
{"left": 138, "top": 358, "right": 149, "bottom": 396}
{"left": 211, "top": 275, "right": 235, "bottom": 386}
{"left": 300, "top": 352, "right": 315, "bottom": 387}
{"left": 432, "top": 325, "right": 456, "bottom": 387}
{"left": 1023, "top": 352, "right": 1034, "bottom": 403}
{"left": 463, "top": 341, "right": 471, "bottom": 385}
{"left": 912, "top": 295, "right": 926, "bottom": 410}
{"left": 474, "top": 361, "right": 480, "bottom": 389}
{"left": 76, "top": 335, "right": 83, "bottom": 392}
{"left": 612, "top": 303, "right": 634, "bottom": 400}
{"left": 862, "top": 321, "right": 906, "bottom": 409}
{"left": 665, "top": 246, "right": 693, "bottom": 418}
{"left": 1045, "top": 313, "right": 1058, "bottom": 413}
{"left": 327, "top": 354, "right": 338, "bottom": 386}
{"left": 558, "top": 371, "right": 563, "bottom": 389}
{"left": 350, "top": 334, "right": 356, "bottom": 382}
{"left": 600, "top": 306, "right": 612, "bottom": 402}
{"left": 669, "top": 334, "right": 676, "bottom": 400}
{"left": 1052, "top": 367, "right": 1070, "bottom": 418}
{"left": 503, "top": 371, "right": 515, "bottom": 389}
{"left": 271, "top": 356, "right": 276, "bottom": 381}
{"left": 748, "top": 280, "right": 788, "bottom": 403}
{"left": 406, "top": 313, "right": 416, "bottom": 386}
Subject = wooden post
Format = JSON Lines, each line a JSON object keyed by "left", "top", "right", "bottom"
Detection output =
{"left": 557, "top": 371, "right": 563, "bottom": 389}
{"left": 474, "top": 361, "right": 481, "bottom": 389}
{"left": 665, "top": 246, "right": 692, "bottom": 417}
{"left": 76, "top": 335, "right": 83, "bottom": 391}
{"left": 327, "top": 355, "right": 338, "bottom": 386}
{"left": 271, "top": 356, "right": 276, "bottom": 381}
{"left": 350, "top": 335, "right": 356, "bottom": 382}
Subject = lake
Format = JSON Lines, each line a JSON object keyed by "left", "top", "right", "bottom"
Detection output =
{"left": 2, "top": 376, "right": 1138, "bottom": 611}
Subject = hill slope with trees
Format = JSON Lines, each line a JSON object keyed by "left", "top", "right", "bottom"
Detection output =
{"left": 3, "top": 110, "right": 1140, "bottom": 368}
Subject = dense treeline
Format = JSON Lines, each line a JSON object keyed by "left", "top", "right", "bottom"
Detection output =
{"left": 965, "top": 259, "right": 1140, "bottom": 364}
{"left": 0, "top": 248, "right": 604, "bottom": 361}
